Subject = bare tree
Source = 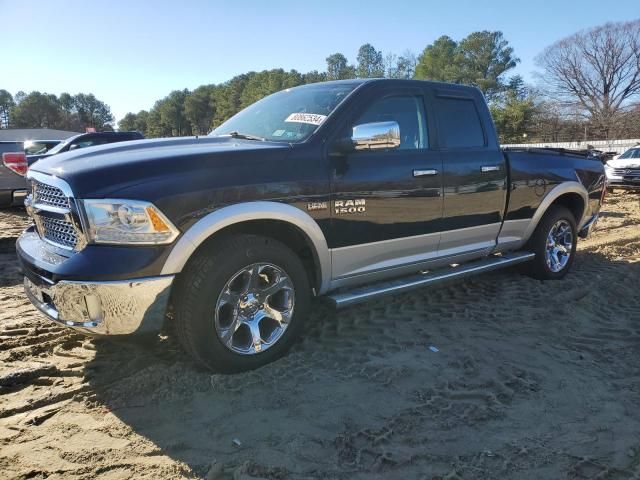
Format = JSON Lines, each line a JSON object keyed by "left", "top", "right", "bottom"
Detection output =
{"left": 536, "top": 20, "right": 640, "bottom": 139}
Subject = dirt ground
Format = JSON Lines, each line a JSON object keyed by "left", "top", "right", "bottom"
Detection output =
{"left": 1, "top": 192, "right": 639, "bottom": 480}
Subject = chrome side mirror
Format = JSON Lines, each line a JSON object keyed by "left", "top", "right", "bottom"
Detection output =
{"left": 352, "top": 121, "right": 400, "bottom": 151}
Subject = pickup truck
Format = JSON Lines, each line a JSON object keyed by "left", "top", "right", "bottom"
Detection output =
{"left": 0, "top": 141, "right": 28, "bottom": 207}
{"left": 17, "top": 79, "right": 606, "bottom": 372}
{"left": 27, "top": 131, "right": 144, "bottom": 165}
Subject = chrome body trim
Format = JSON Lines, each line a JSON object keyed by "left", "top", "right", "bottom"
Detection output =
{"left": 481, "top": 165, "right": 500, "bottom": 173}
{"left": 24, "top": 274, "right": 174, "bottom": 335}
{"left": 413, "top": 169, "right": 438, "bottom": 177}
{"left": 326, "top": 252, "right": 535, "bottom": 308}
{"left": 160, "top": 201, "right": 332, "bottom": 294}
{"left": 12, "top": 190, "right": 27, "bottom": 201}
{"left": 27, "top": 170, "right": 75, "bottom": 198}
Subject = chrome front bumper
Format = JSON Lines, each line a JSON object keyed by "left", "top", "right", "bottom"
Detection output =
{"left": 24, "top": 274, "right": 174, "bottom": 335}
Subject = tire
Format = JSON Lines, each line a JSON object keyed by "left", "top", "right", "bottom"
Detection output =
{"left": 526, "top": 205, "right": 578, "bottom": 280}
{"left": 172, "top": 234, "right": 310, "bottom": 372}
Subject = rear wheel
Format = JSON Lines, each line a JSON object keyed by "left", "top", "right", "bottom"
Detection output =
{"left": 172, "top": 234, "right": 310, "bottom": 372}
{"left": 526, "top": 205, "right": 577, "bottom": 280}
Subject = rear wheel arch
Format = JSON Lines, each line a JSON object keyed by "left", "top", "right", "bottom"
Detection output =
{"left": 522, "top": 182, "right": 588, "bottom": 244}
{"left": 550, "top": 192, "right": 586, "bottom": 226}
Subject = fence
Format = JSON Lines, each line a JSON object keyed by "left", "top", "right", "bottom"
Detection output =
{"left": 503, "top": 139, "right": 640, "bottom": 155}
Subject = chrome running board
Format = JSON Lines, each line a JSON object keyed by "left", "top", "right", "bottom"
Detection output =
{"left": 325, "top": 252, "right": 535, "bottom": 309}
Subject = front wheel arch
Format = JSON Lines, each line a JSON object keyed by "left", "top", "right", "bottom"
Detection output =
{"left": 160, "top": 202, "right": 332, "bottom": 294}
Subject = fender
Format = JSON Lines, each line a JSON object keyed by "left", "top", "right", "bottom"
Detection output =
{"left": 521, "top": 181, "right": 589, "bottom": 243}
{"left": 160, "top": 201, "right": 332, "bottom": 294}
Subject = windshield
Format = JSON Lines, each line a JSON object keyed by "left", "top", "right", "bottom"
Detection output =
{"left": 210, "top": 83, "right": 358, "bottom": 143}
{"left": 619, "top": 148, "right": 640, "bottom": 159}
{"left": 44, "top": 135, "right": 81, "bottom": 155}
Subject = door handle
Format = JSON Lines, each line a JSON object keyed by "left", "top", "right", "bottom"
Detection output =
{"left": 481, "top": 165, "right": 500, "bottom": 173}
{"left": 413, "top": 169, "right": 438, "bottom": 177}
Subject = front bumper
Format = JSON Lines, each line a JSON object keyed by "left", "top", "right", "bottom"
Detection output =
{"left": 605, "top": 170, "right": 640, "bottom": 190}
{"left": 17, "top": 228, "right": 175, "bottom": 336}
{"left": 607, "top": 180, "right": 640, "bottom": 190}
{"left": 23, "top": 274, "right": 174, "bottom": 335}
{"left": 0, "top": 189, "right": 27, "bottom": 207}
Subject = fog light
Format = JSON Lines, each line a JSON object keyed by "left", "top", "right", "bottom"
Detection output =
{"left": 84, "top": 294, "right": 103, "bottom": 323}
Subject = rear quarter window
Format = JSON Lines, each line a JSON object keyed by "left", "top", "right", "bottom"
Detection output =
{"left": 435, "top": 97, "right": 485, "bottom": 149}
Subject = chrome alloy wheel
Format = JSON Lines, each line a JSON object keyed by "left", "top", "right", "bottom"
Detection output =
{"left": 214, "top": 263, "right": 295, "bottom": 355}
{"left": 545, "top": 219, "right": 573, "bottom": 273}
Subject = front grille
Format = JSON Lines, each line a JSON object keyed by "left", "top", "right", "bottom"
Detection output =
{"left": 41, "top": 216, "right": 78, "bottom": 249}
{"left": 613, "top": 168, "right": 640, "bottom": 177}
{"left": 26, "top": 173, "right": 85, "bottom": 251}
{"left": 33, "top": 181, "right": 69, "bottom": 209}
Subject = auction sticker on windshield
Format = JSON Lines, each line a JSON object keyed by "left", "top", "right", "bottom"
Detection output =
{"left": 285, "top": 113, "right": 327, "bottom": 125}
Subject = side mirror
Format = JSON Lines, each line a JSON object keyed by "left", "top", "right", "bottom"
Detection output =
{"left": 69, "top": 144, "right": 80, "bottom": 151}
{"left": 352, "top": 121, "right": 401, "bottom": 151}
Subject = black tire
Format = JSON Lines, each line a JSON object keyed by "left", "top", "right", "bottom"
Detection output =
{"left": 172, "top": 234, "right": 310, "bottom": 372}
{"left": 526, "top": 205, "right": 578, "bottom": 280}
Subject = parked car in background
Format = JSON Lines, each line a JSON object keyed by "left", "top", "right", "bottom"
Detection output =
{"left": 17, "top": 79, "right": 605, "bottom": 372}
{"left": 24, "top": 140, "right": 62, "bottom": 155}
{"left": 27, "top": 131, "right": 144, "bottom": 165}
{"left": 605, "top": 146, "right": 640, "bottom": 190}
{"left": 0, "top": 142, "right": 28, "bottom": 207}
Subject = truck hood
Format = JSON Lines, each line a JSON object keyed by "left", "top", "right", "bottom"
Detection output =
{"left": 29, "top": 136, "right": 291, "bottom": 198}
{"left": 27, "top": 153, "right": 54, "bottom": 165}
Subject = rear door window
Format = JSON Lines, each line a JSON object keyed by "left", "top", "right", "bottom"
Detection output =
{"left": 435, "top": 97, "right": 485, "bottom": 149}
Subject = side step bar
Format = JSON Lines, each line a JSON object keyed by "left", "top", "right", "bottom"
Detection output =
{"left": 325, "top": 252, "right": 535, "bottom": 309}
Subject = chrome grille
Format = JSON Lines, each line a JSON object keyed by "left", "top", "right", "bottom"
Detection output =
{"left": 41, "top": 216, "right": 78, "bottom": 249}
{"left": 613, "top": 168, "right": 640, "bottom": 177}
{"left": 26, "top": 172, "right": 86, "bottom": 252}
{"left": 33, "top": 181, "right": 69, "bottom": 209}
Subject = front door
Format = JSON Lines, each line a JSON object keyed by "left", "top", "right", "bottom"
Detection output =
{"left": 329, "top": 88, "right": 443, "bottom": 280}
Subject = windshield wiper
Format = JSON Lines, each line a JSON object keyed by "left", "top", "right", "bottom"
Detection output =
{"left": 227, "top": 131, "right": 265, "bottom": 141}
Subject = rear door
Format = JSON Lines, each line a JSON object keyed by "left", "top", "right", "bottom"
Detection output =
{"left": 433, "top": 89, "right": 507, "bottom": 257}
{"left": 329, "top": 86, "right": 443, "bottom": 280}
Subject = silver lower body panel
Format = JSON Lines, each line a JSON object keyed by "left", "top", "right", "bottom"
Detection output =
{"left": 24, "top": 274, "right": 174, "bottom": 335}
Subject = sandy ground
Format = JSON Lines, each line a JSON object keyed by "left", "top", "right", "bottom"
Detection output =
{"left": 0, "top": 193, "right": 639, "bottom": 480}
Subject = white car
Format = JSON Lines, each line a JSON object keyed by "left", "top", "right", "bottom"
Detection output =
{"left": 605, "top": 147, "right": 640, "bottom": 190}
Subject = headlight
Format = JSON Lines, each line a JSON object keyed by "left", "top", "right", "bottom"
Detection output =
{"left": 81, "top": 199, "right": 179, "bottom": 245}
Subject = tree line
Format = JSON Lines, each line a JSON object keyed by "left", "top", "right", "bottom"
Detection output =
{"left": 0, "top": 90, "right": 114, "bottom": 132}
{"left": 2, "top": 19, "right": 639, "bottom": 143}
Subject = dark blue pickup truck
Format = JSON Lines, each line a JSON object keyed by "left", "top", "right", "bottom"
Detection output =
{"left": 17, "top": 79, "right": 605, "bottom": 372}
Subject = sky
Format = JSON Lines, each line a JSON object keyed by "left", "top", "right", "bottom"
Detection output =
{"left": 1, "top": 0, "right": 637, "bottom": 124}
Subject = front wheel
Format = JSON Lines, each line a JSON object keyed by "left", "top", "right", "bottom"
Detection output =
{"left": 172, "top": 234, "right": 310, "bottom": 372}
{"left": 526, "top": 205, "right": 577, "bottom": 280}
